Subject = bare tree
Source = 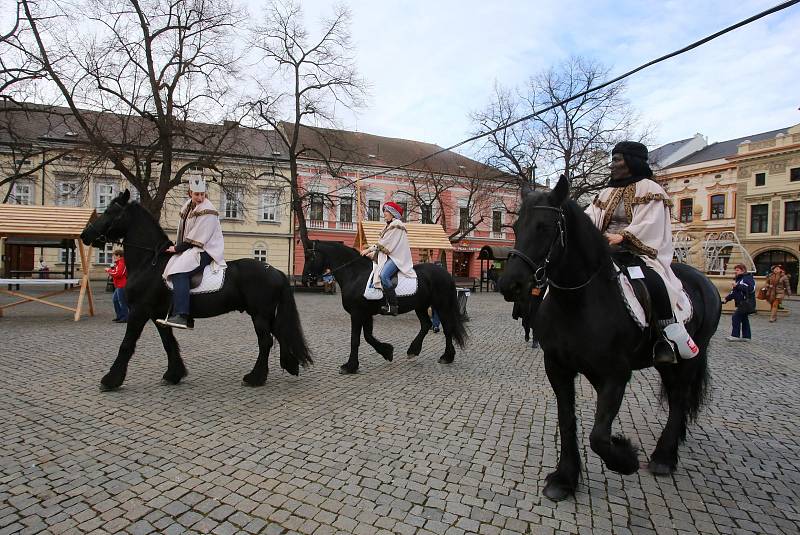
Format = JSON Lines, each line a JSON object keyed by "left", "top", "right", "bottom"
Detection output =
{"left": 18, "top": 0, "right": 249, "bottom": 218}
{"left": 246, "top": 0, "right": 367, "bottom": 249}
{"left": 474, "top": 56, "right": 650, "bottom": 202}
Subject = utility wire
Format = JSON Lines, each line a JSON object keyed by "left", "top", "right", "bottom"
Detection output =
{"left": 345, "top": 0, "right": 799, "bottom": 184}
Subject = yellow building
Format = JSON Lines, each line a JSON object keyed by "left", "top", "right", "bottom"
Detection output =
{"left": 656, "top": 124, "right": 799, "bottom": 291}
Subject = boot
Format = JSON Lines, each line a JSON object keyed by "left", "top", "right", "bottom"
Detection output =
{"left": 157, "top": 314, "right": 191, "bottom": 329}
{"left": 380, "top": 287, "right": 399, "bottom": 316}
{"left": 652, "top": 335, "right": 677, "bottom": 365}
{"left": 663, "top": 321, "right": 699, "bottom": 359}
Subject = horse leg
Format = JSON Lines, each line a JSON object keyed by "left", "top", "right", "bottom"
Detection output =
{"left": 648, "top": 365, "right": 688, "bottom": 475}
{"left": 406, "top": 308, "right": 431, "bottom": 358}
{"left": 243, "top": 314, "right": 273, "bottom": 387}
{"left": 340, "top": 315, "right": 363, "bottom": 374}
{"left": 438, "top": 310, "right": 456, "bottom": 364}
{"left": 100, "top": 312, "right": 148, "bottom": 391}
{"left": 542, "top": 356, "right": 581, "bottom": 501}
{"left": 362, "top": 315, "right": 393, "bottom": 361}
{"left": 154, "top": 321, "right": 187, "bottom": 385}
{"left": 588, "top": 376, "right": 640, "bottom": 476}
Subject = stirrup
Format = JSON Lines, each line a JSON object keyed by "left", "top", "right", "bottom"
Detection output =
{"left": 652, "top": 338, "right": 677, "bottom": 365}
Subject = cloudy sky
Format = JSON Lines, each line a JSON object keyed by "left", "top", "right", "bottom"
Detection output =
{"left": 247, "top": 0, "right": 800, "bottom": 153}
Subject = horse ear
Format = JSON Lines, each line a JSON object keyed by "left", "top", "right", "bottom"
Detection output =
{"left": 548, "top": 175, "right": 570, "bottom": 206}
{"left": 121, "top": 189, "right": 130, "bottom": 204}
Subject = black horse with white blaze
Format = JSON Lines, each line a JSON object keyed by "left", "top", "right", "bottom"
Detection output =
{"left": 303, "top": 240, "right": 467, "bottom": 373}
{"left": 498, "top": 176, "right": 720, "bottom": 501}
{"left": 80, "top": 190, "right": 312, "bottom": 391}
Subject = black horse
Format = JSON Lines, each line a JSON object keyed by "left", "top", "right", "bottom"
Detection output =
{"left": 303, "top": 240, "right": 467, "bottom": 373}
{"left": 498, "top": 176, "right": 720, "bottom": 501}
{"left": 80, "top": 190, "right": 312, "bottom": 391}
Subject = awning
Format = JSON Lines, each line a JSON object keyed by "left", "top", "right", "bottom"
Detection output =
{"left": 0, "top": 204, "right": 97, "bottom": 239}
{"left": 478, "top": 245, "right": 513, "bottom": 260}
{"left": 354, "top": 221, "right": 453, "bottom": 251}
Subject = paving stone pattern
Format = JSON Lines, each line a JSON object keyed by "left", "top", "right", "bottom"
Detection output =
{"left": 1, "top": 287, "right": 799, "bottom": 534}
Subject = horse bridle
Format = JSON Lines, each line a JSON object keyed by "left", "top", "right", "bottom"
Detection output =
{"left": 86, "top": 200, "right": 169, "bottom": 267}
{"left": 508, "top": 205, "right": 602, "bottom": 291}
{"left": 307, "top": 242, "right": 362, "bottom": 274}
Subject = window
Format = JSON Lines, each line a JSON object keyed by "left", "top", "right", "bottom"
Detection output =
{"left": 367, "top": 199, "right": 381, "bottom": 221}
{"left": 60, "top": 248, "right": 76, "bottom": 264}
{"left": 95, "top": 182, "right": 116, "bottom": 211}
{"left": 750, "top": 204, "right": 768, "bottom": 233}
{"left": 56, "top": 181, "right": 83, "bottom": 207}
{"left": 785, "top": 201, "right": 800, "bottom": 232}
{"left": 710, "top": 194, "right": 725, "bottom": 220}
{"left": 223, "top": 188, "right": 243, "bottom": 219}
{"left": 309, "top": 193, "right": 324, "bottom": 222}
{"left": 421, "top": 204, "right": 433, "bottom": 224}
{"left": 679, "top": 198, "right": 693, "bottom": 223}
{"left": 459, "top": 206, "right": 470, "bottom": 232}
{"left": 97, "top": 242, "right": 114, "bottom": 265}
{"left": 11, "top": 181, "right": 33, "bottom": 205}
{"left": 755, "top": 172, "right": 766, "bottom": 187}
{"left": 492, "top": 210, "right": 502, "bottom": 232}
{"left": 253, "top": 244, "right": 268, "bottom": 263}
{"left": 791, "top": 168, "right": 800, "bottom": 182}
{"left": 339, "top": 196, "right": 353, "bottom": 228}
{"left": 260, "top": 189, "right": 280, "bottom": 222}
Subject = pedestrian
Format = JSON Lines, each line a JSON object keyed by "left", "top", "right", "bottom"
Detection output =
{"left": 322, "top": 268, "right": 336, "bottom": 294}
{"left": 105, "top": 249, "right": 128, "bottom": 323}
{"left": 430, "top": 308, "right": 440, "bottom": 333}
{"left": 37, "top": 257, "right": 50, "bottom": 279}
{"left": 764, "top": 264, "right": 791, "bottom": 323}
{"left": 158, "top": 176, "right": 226, "bottom": 329}
{"left": 722, "top": 263, "right": 755, "bottom": 341}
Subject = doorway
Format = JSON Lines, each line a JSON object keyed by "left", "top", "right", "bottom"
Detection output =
{"left": 453, "top": 252, "right": 471, "bottom": 278}
{"left": 754, "top": 250, "right": 798, "bottom": 293}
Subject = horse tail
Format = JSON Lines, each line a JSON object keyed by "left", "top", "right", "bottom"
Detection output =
{"left": 440, "top": 276, "right": 468, "bottom": 348}
{"left": 274, "top": 278, "right": 313, "bottom": 375}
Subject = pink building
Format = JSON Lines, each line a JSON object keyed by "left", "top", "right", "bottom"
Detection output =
{"left": 288, "top": 126, "right": 518, "bottom": 280}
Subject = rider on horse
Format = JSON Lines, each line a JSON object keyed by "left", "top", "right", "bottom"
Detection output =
{"left": 585, "top": 141, "right": 699, "bottom": 365}
{"left": 360, "top": 201, "right": 416, "bottom": 316}
{"left": 158, "top": 176, "right": 226, "bottom": 329}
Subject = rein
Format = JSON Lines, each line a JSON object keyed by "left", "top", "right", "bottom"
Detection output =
{"left": 308, "top": 243, "right": 364, "bottom": 275}
{"left": 508, "top": 205, "right": 605, "bottom": 292}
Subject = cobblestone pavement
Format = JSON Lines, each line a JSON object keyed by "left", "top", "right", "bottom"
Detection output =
{"left": 1, "top": 286, "right": 799, "bottom": 535}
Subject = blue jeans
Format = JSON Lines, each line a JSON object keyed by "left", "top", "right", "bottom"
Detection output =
{"left": 731, "top": 309, "right": 751, "bottom": 339}
{"left": 112, "top": 287, "right": 128, "bottom": 320}
{"left": 431, "top": 309, "right": 440, "bottom": 329}
{"left": 171, "top": 252, "right": 212, "bottom": 316}
{"left": 380, "top": 258, "right": 399, "bottom": 290}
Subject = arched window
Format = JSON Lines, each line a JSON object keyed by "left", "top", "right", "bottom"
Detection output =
{"left": 253, "top": 243, "right": 268, "bottom": 264}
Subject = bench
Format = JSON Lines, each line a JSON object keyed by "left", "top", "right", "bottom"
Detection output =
{"left": 454, "top": 277, "right": 478, "bottom": 292}
{"left": 0, "top": 278, "right": 94, "bottom": 320}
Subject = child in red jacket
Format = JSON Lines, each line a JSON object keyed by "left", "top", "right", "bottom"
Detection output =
{"left": 105, "top": 249, "right": 128, "bottom": 322}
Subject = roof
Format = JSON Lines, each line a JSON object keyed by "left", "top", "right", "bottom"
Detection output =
{"left": 649, "top": 138, "right": 693, "bottom": 166}
{"left": 0, "top": 102, "right": 287, "bottom": 161}
{"left": 281, "top": 122, "right": 507, "bottom": 181}
{"left": 354, "top": 221, "right": 453, "bottom": 251}
{"left": 666, "top": 127, "right": 790, "bottom": 168}
{"left": 0, "top": 204, "right": 97, "bottom": 239}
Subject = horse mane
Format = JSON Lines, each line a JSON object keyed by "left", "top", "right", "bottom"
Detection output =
{"left": 561, "top": 199, "right": 611, "bottom": 265}
{"left": 127, "top": 201, "right": 170, "bottom": 244}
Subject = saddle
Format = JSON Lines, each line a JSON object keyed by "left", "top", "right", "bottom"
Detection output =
{"left": 363, "top": 267, "right": 418, "bottom": 300}
{"left": 165, "top": 263, "right": 227, "bottom": 294}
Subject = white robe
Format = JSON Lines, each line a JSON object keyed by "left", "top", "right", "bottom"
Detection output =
{"left": 584, "top": 179, "right": 689, "bottom": 317}
{"left": 163, "top": 198, "right": 226, "bottom": 279}
{"left": 369, "top": 219, "right": 416, "bottom": 289}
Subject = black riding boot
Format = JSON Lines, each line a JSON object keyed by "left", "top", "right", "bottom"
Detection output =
{"left": 380, "top": 287, "right": 399, "bottom": 316}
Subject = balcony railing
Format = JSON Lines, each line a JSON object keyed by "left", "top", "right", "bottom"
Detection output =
{"left": 305, "top": 219, "right": 356, "bottom": 231}
{"left": 337, "top": 221, "right": 355, "bottom": 230}
{"left": 307, "top": 219, "right": 325, "bottom": 229}
{"left": 490, "top": 231, "right": 505, "bottom": 240}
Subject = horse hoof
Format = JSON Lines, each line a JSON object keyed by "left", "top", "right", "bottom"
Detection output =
{"left": 438, "top": 355, "right": 454, "bottom": 364}
{"left": 339, "top": 364, "right": 358, "bottom": 375}
{"left": 242, "top": 374, "right": 266, "bottom": 387}
{"left": 647, "top": 461, "right": 674, "bottom": 476}
{"left": 542, "top": 482, "right": 572, "bottom": 502}
{"left": 99, "top": 383, "right": 120, "bottom": 392}
{"left": 406, "top": 352, "right": 417, "bottom": 359}
{"left": 382, "top": 351, "right": 393, "bottom": 362}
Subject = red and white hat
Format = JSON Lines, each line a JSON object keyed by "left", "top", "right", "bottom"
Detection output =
{"left": 383, "top": 201, "right": 403, "bottom": 220}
